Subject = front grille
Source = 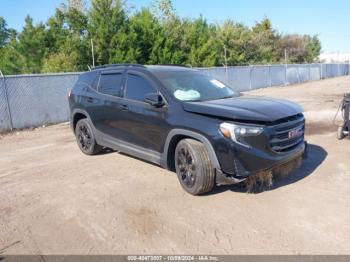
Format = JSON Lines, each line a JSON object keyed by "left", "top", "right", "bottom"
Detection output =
{"left": 269, "top": 114, "right": 305, "bottom": 153}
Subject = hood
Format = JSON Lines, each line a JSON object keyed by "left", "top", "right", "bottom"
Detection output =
{"left": 182, "top": 95, "right": 303, "bottom": 123}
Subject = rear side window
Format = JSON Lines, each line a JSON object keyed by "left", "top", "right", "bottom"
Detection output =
{"left": 125, "top": 74, "right": 155, "bottom": 102}
{"left": 78, "top": 72, "right": 98, "bottom": 88}
{"left": 99, "top": 73, "right": 123, "bottom": 97}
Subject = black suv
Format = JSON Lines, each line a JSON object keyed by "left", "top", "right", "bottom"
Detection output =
{"left": 69, "top": 64, "right": 305, "bottom": 195}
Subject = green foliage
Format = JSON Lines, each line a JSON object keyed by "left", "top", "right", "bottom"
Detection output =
{"left": 0, "top": 0, "right": 322, "bottom": 75}
{"left": 42, "top": 52, "right": 78, "bottom": 73}
{"left": 250, "top": 18, "right": 279, "bottom": 63}
{"left": 0, "top": 45, "right": 22, "bottom": 75}
{"left": 16, "top": 16, "right": 48, "bottom": 73}
{"left": 89, "top": 0, "right": 126, "bottom": 65}
{"left": 305, "top": 35, "right": 322, "bottom": 63}
{"left": 276, "top": 34, "right": 322, "bottom": 63}
{"left": 0, "top": 17, "right": 11, "bottom": 47}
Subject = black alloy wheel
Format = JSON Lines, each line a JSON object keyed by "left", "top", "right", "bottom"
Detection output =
{"left": 75, "top": 119, "right": 102, "bottom": 155}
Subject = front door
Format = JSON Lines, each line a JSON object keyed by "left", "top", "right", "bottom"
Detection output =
{"left": 117, "top": 71, "right": 169, "bottom": 153}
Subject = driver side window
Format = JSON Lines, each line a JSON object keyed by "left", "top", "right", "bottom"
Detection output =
{"left": 125, "top": 74, "right": 155, "bottom": 102}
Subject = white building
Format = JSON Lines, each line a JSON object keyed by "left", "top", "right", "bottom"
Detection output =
{"left": 319, "top": 52, "right": 350, "bottom": 63}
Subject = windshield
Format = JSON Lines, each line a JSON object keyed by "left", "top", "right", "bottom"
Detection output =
{"left": 154, "top": 71, "right": 239, "bottom": 102}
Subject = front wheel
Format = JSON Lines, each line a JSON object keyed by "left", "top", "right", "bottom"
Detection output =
{"left": 175, "top": 139, "right": 215, "bottom": 195}
{"left": 75, "top": 119, "right": 102, "bottom": 155}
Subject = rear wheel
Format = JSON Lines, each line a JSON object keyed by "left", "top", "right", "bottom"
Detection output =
{"left": 337, "top": 125, "right": 345, "bottom": 140}
{"left": 175, "top": 139, "right": 215, "bottom": 195}
{"left": 75, "top": 119, "right": 102, "bottom": 155}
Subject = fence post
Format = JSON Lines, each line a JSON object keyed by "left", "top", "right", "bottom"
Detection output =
{"left": 308, "top": 64, "right": 311, "bottom": 81}
{"left": 268, "top": 64, "right": 272, "bottom": 87}
{"left": 0, "top": 70, "right": 13, "bottom": 131}
{"left": 297, "top": 64, "right": 301, "bottom": 83}
{"left": 249, "top": 65, "right": 252, "bottom": 90}
{"left": 284, "top": 64, "right": 288, "bottom": 86}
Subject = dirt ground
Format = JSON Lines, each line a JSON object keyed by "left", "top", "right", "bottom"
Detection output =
{"left": 1, "top": 76, "right": 350, "bottom": 255}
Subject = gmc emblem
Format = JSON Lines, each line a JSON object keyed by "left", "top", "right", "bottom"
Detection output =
{"left": 288, "top": 127, "right": 303, "bottom": 139}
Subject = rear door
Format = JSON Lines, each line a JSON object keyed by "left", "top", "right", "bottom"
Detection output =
{"left": 117, "top": 70, "right": 169, "bottom": 153}
{"left": 92, "top": 70, "right": 126, "bottom": 139}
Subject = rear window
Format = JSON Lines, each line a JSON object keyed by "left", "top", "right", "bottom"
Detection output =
{"left": 78, "top": 72, "right": 98, "bottom": 88}
{"left": 98, "top": 73, "right": 123, "bottom": 97}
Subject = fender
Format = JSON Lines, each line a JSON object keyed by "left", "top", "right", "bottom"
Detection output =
{"left": 71, "top": 109, "right": 93, "bottom": 131}
{"left": 162, "top": 129, "right": 221, "bottom": 171}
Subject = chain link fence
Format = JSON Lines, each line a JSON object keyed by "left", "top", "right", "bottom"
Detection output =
{"left": 200, "top": 63, "right": 350, "bottom": 91}
{"left": 0, "top": 63, "right": 349, "bottom": 132}
{"left": 0, "top": 73, "right": 79, "bottom": 132}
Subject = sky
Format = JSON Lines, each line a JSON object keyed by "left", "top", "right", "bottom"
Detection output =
{"left": 0, "top": 0, "right": 349, "bottom": 53}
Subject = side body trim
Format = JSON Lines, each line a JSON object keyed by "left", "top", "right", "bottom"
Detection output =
{"left": 95, "top": 129, "right": 162, "bottom": 165}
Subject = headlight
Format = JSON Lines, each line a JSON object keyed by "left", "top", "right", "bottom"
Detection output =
{"left": 219, "top": 122, "right": 264, "bottom": 148}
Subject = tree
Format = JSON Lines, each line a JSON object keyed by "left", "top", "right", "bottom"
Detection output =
{"left": 250, "top": 18, "right": 279, "bottom": 63}
{"left": 276, "top": 34, "right": 321, "bottom": 63}
{"left": 16, "top": 16, "right": 47, "bottom": 73}
{"left": 0, "top": 17, "right": 11, "bottom": 47}
{"left": 42, "top": 52, "right": 78, "bottom": 73}
{"left": 89, "top": 0, "right": 127, "bottom": 65}
{"left": 127, "top": 8, "right": 162, "bottom": 64}
{"left": 305, "top": 35, "right": 321, "bottom": 63}
{"left": 46, "top": 9, "right": 68, "bottom": 54}
{"left": 151, "top": 0, "right": 176, "bottom": 23}
{"left": 181, "top": 16, "right": 219, "bottom": 66}
{"left": 44, "top": 1, "right": 90, "bottom": 72}
{"left": 61, "top": 0, "right": 87, "bottom": 13}
{"left": 0, "top": 30, "right": 22, "bottom": 75}
{"left": 216, "top": 20, "right": 254, "bottom": 65}
{"left": 148, "top": 0, "right": 188, "bottom": 64}
{"left": 0, "top": 1, "right": 323, "bottom": 75}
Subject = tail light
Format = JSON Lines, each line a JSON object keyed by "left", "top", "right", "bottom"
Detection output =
{"left": 68, "top": 90, "right": 72, "bottom": 99}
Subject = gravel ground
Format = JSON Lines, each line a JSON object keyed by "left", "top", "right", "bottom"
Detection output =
{"left": 1, "top": 76, "right": 350, "bottom": 255}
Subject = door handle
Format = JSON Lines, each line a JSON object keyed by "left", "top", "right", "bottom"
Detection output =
{"left": 120, "top": 104, "right": 129, "bottom": 111}
{"left": 86, "top": 97, "right": 94, "bottom": 103}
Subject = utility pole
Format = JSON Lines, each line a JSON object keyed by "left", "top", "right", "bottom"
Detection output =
{"left": 224, "top": 45, "right": 228, "bottom": 83}
{"left": 284, "top": 49, "right": 288, "bottom": 85}
{"left": 284, "top": 49, "right": 288, "bottom": 64}
{"left": 91, "top": 39, "right": 95, "bottom": 68}
{"left": 224, "top": 45, "right": 228, "bottom": 68}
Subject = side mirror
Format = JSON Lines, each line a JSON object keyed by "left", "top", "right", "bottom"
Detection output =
{"left": 144, "top": 93, "right": 165, "bottom": 107}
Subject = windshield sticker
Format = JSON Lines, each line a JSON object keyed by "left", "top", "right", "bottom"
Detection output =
{"left": 210, "top": 79, "right": 226, "bottom": 88}
{"left": 174, "top": 89, "right": 201, "bottom": 101}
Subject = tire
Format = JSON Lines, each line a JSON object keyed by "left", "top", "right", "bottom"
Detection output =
{"left": 75, "top": 118, "right": 102, "bottom": 155}
{"left": 174, "top": 139, "right": 215, "bottom": 195}
{"left": 337, "top": 125, "right": 345, "bottom": 140}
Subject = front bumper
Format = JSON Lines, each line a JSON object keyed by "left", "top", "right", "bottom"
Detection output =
{"left": 215, "top": 139, "right": 306, "bottom": 185}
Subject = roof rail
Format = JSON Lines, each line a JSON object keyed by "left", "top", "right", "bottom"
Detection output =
{"left": 155, "top": 64, "right": 192, "bottom": 68}
{"left": 91, "top": 63, "right": 146, "bottom": 70}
